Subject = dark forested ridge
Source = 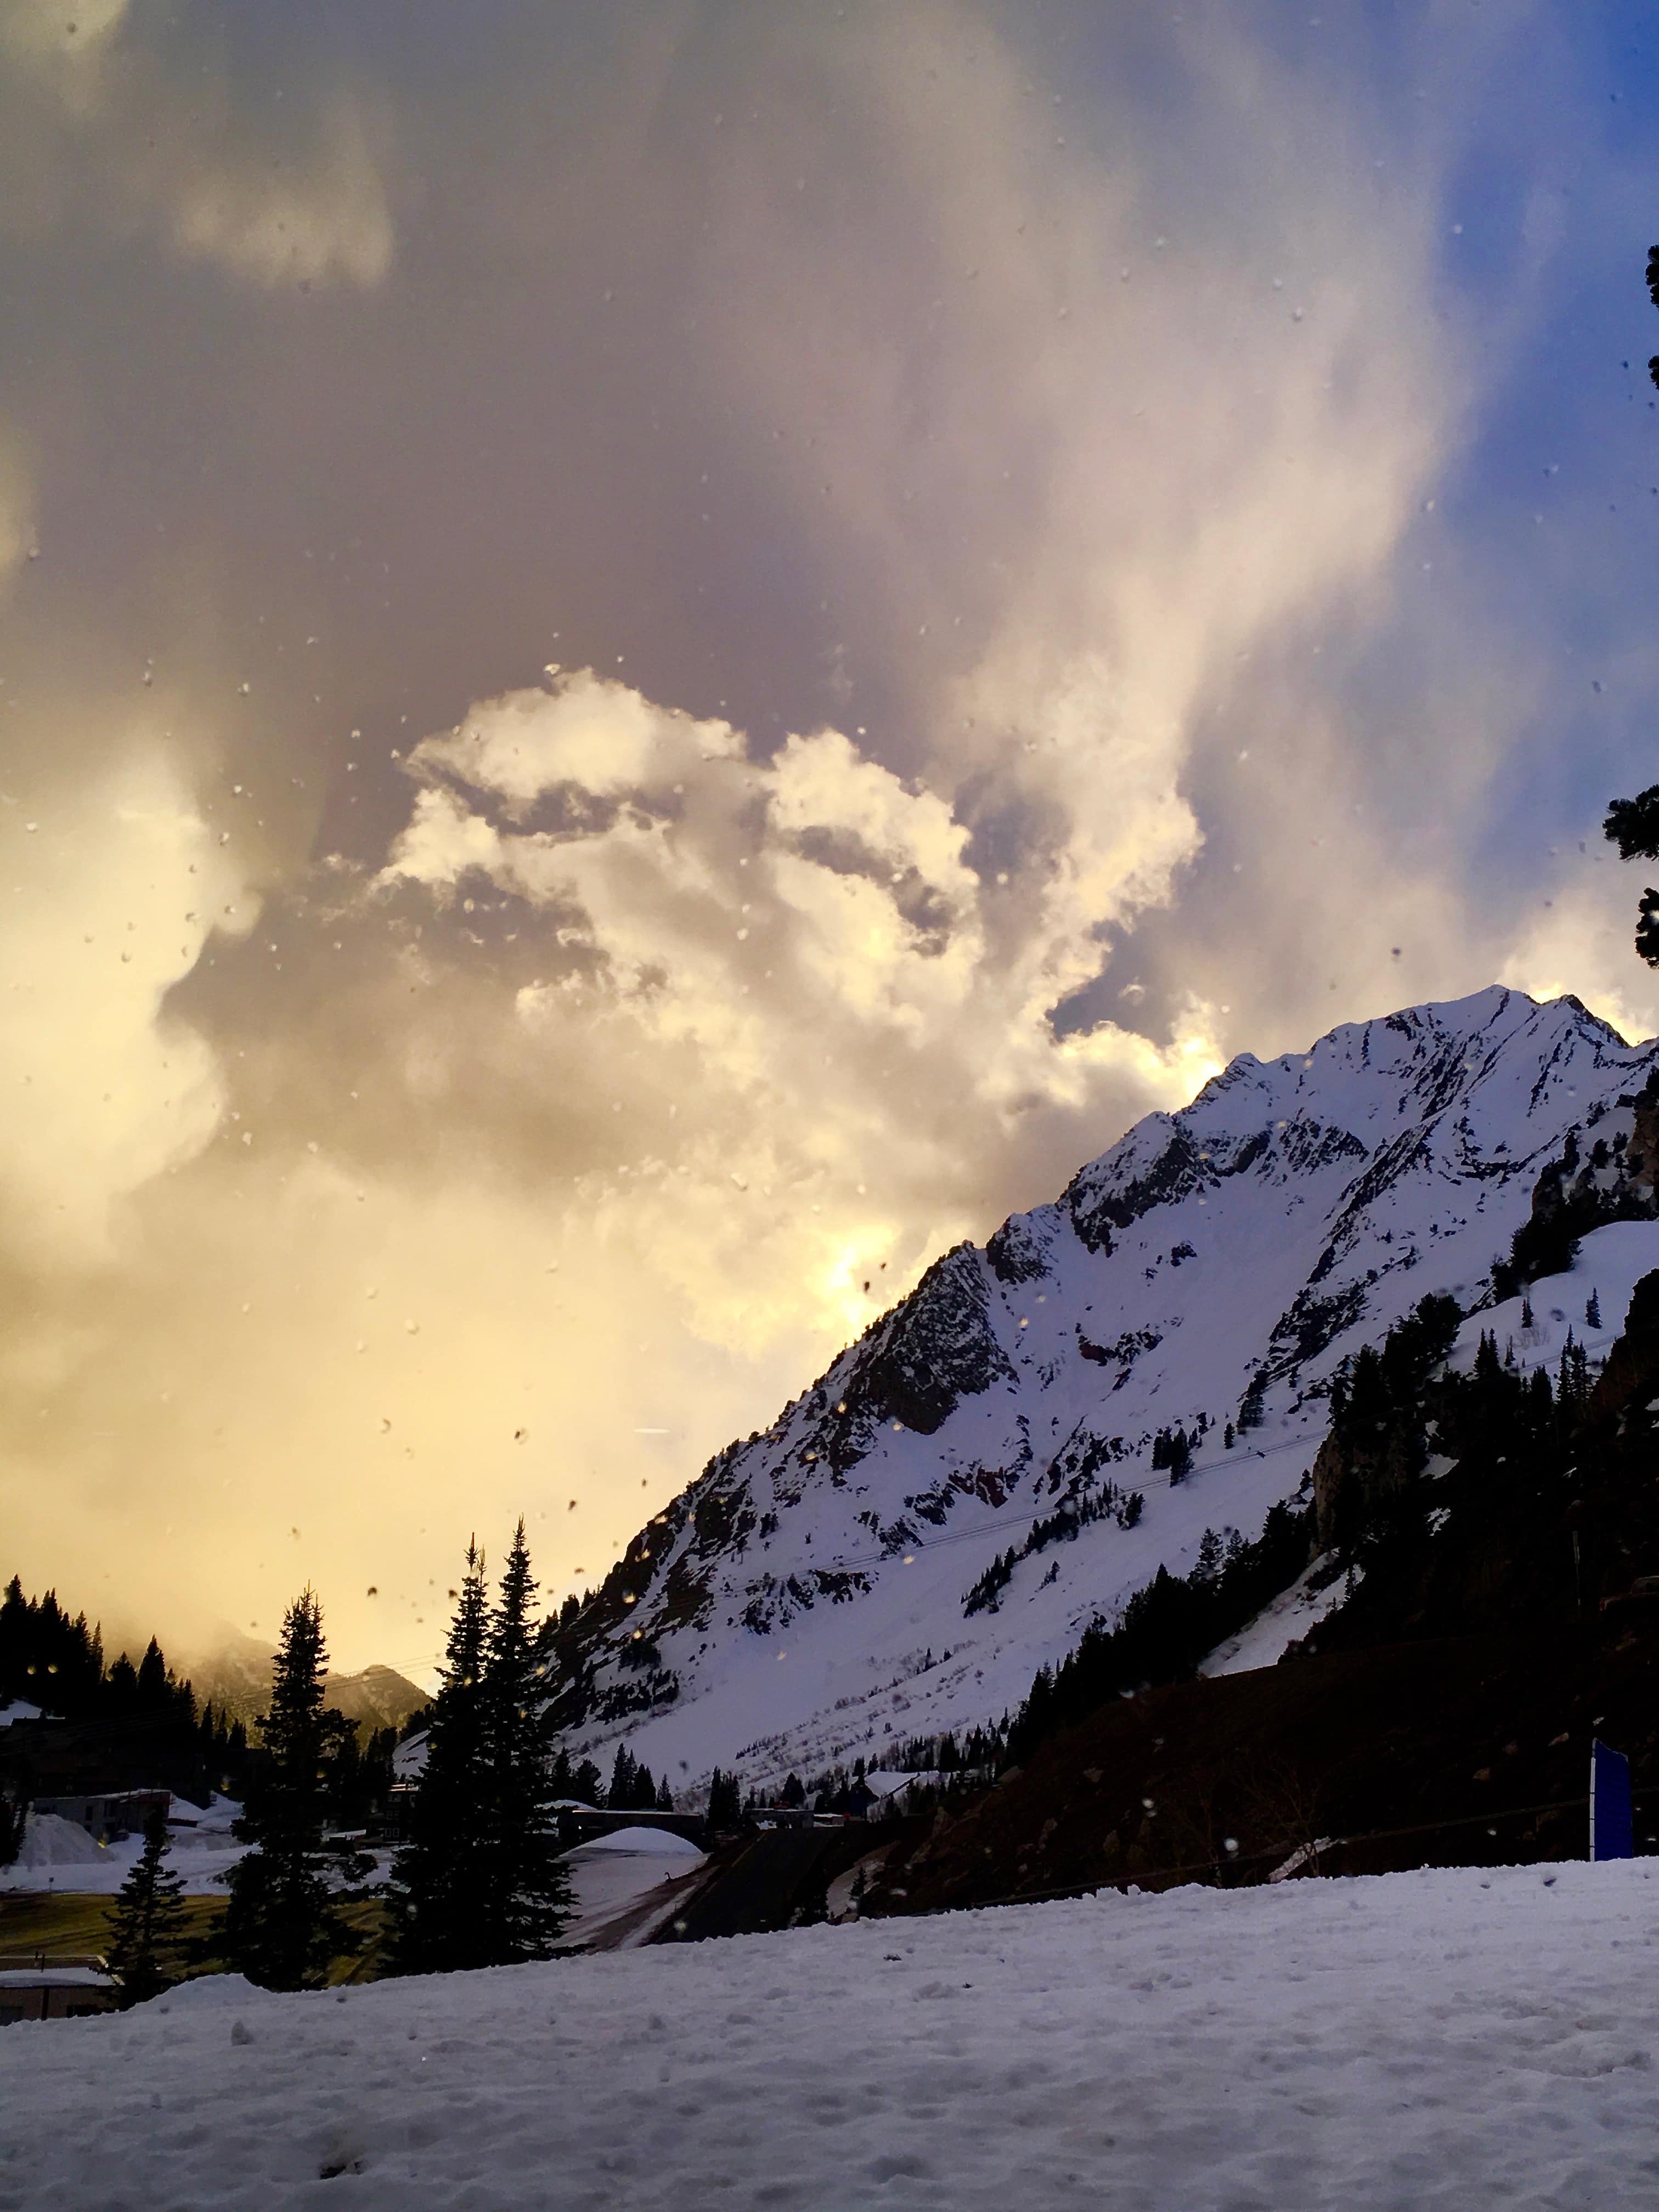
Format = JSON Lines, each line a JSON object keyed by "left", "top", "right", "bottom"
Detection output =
{"left": 866, "top": 1265, "right": 1659, "bottom": 1917}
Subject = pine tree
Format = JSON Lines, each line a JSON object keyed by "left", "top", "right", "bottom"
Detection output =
{"left": 105, "top": 1807, "right": 189, "bottom": 2006}
{"left": 387, "top": 1543, "right": 492, "bottom": 1974}
{"left": 1587, "top": 1286, "right": 1602, "bottom": 1330}
{"left": 218, "top": 1591, "right": 367, "bottom": 1991}
{"left": 137, "top": 1637, "right": 170, "bottom": 1708}
{"left": 475, "top": 1520, "right": 569, "bottom": 1963}
{"left": 655, "top": 1775, "right": 674, "bottom": 1812}
{"left": 707, "top": 1767, "right": 741, "bottom": 1830}
{"left": 608, "top": 1741, "right": 637, "bottom": 1810}
{"left": 571, "top": 1757, "right": 603, "bottom": 1806}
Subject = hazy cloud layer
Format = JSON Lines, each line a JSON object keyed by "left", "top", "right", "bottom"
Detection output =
{"left": 2, "top": 2, "right": 1658, "bottom": 1674}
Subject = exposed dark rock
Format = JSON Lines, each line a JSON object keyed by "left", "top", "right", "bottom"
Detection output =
{"left": 838, "top": 1244, "right": 1014, "bottom": 1437}
{"left": 985, "top": 1212, "right": 1051, "bottom": 1284}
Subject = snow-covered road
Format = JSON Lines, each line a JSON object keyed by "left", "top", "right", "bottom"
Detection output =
{"left": 5, "top": 1860, "right": 1659, "bottom": 2209}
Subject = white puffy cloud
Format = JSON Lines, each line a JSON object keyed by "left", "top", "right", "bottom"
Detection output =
{"left": 383, "top": 666, "right": 1215, "bottom": 1240}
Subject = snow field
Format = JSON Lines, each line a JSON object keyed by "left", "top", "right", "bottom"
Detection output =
{"left": 7, "top": 1860, "right": 1659, "bottom": 2209}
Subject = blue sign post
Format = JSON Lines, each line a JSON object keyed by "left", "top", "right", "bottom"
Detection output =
{"left": 1590, "top": 1739, "right": 1634, "bottom": 1862}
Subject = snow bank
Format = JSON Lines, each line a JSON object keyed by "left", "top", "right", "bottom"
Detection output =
{"left": 10, "top": 1812, "right": 107, "bottom": 1870}
{"left": 8, "top": 1860, "right": 1659, "bottom": 2207}
{"left": 1, "top": 1806, "right": 250, "bottom": 1897}
{"left": 140, "top": 1973, "right": 270, "bottom": 2013}
{"left": 565, "top": 1826, "right": 703, "bottom": 1858}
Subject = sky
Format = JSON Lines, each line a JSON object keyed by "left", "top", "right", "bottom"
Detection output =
{"left": 3, "top": 0, "right": 1659, "bottom": 1680}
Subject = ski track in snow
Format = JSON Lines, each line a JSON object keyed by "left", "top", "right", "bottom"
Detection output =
{"left": 7, "top": 1861, "right": 1659, "bottom": 2209}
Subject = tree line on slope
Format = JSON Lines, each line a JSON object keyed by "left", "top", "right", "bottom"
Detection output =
{"left": 0, "top": 1576, "right": 196, "bottom": 1727}
{"left": 1305, "top": 1295, "right": 1629, "bottom": 1652}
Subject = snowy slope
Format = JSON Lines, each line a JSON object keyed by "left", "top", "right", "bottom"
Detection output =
{"left": 10, "top": 1861, "right": 1659, "bottom": 2208}
{"left": 546, "top": 988, "right": 1658, "bottom": 1793}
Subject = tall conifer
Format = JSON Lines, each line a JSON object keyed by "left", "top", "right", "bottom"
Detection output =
{"left": 477, "top": 1520, "right": 570, "bottom": 1962}
{"left": 386, "top": 1542, "right": 493, "bottom": 1973}
{"left": 218, "top": 1590, "right": 366, "bottom": 1990}
{"left": 105, "top": 1807, "right": 189, "bottom": 2006}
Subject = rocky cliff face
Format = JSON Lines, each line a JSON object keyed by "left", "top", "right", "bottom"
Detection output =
{"left": 538, "top": 988, "right": 1659, "bottom": 1793}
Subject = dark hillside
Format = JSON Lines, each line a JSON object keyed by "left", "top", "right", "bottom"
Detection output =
{"left": 867, "top": 1268, "right": 1659, "bottom": 1916}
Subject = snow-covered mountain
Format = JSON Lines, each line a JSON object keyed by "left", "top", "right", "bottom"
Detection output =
{"left": 542, "top": 988, "right": 1659, "bottom": 1793}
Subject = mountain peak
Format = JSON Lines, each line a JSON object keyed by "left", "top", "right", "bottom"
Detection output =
{"left": 543, "top": 988, "right": 1657, "bottom": 1791}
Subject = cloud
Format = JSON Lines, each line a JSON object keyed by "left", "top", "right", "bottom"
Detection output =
{"left": 0, "top": 2, "right": 1642, "bottom": 1674}
{"left": 0, "top": 8, "right": 393, "bottom": 288}
{"left": 382, "top": 666, "right": 1213, "bottom": 1224}
{"left": 0, "top": 739, "right": 246, "bottom": 1267}
{"left": 166, "top": 98, "right": 394, "bottom": 291}
{"left": 0, "top": 432, "right": 33, "bottom": 589}
{"left": 0, "top": 0, "right": 130, "bottom": 70}
{"left": 1500, "top": 845, "right": 1659, "bottom": 1047}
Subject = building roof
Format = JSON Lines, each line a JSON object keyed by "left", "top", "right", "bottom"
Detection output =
{"left": 0, "top": 1967, "right": 114, "bottom": 1989}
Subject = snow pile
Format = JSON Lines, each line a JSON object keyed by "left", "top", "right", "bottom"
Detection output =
{"left": 0, "top": 1699, "right": 44, "bottom": 1728}
{"left": 565, "top": 1826, "right": 703, "bottom": 1858}
{"left": 1, "top": 1799, "right": 251, "bottom": 1896}
{"left": 9, "top": 1861, "right": 1659, "bottom": 2205}
{"left": 191, "top": 1794, "right": 244, "bottom": 1836}
{"left": 9, "top": 1812, "right": 107, "bottom": 1870}
{"left": 141, "top": 1973, "right": 269, "bottom": 2013}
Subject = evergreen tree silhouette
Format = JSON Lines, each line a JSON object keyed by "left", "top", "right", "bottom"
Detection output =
{"left": 707, "top": 1767, "right": 741, "bottom": 1830}
{"left": 136, "top": 1637, "right": 171, "bottom": 1708}
{"left": 387, "top": 1542, "right": 493, "bottom": 1974}
{"left": 218, "top": 1591, "right": 367, "bottom": 1991}
{"left": 476, "top": 1520, "right": 570, "bottom": 1962}
{"left": 105, "top": 1806, "right": 189, "bottom": 2006}
{"left": 608, "top": 1741, "right": 637, "bottom": 1810}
